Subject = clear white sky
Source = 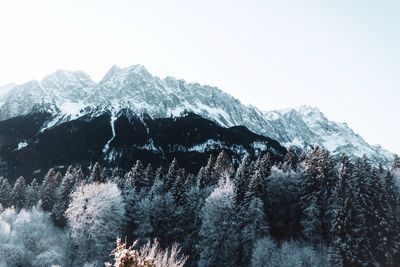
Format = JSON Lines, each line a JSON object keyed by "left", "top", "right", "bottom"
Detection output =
{"left": 0, "top": 0, "right": 399, "bottom": 154}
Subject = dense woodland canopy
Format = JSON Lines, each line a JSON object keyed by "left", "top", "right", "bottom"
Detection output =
{"left": 0, "top": 148, "right": 399, "bottom": 266}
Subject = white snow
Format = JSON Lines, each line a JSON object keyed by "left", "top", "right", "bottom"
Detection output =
{"left": 0, "top": 83, "right": 15, "bottom": 105}
{"left": 102, "top": 114, "right": 117, "bottom": 153}
{"left": 251, "top": 141, "right": 268, "bottom": 151}
{"left": 59, "top": 101, "right": 85, "bottom": 116}
{"left": 16, "top": 141, "right": 28, "bottom": 150}
{"left": 187, "top": 140, "right": 222, "bottom": 152}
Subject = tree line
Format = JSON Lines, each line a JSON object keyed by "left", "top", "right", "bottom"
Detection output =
{"left": 0, "top": 148, "right": 399, "bottom": 266}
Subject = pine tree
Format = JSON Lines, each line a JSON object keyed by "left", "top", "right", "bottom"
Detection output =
{"left": 300, "top": 147, "right": 335, "bottom": 243}
{"left": 0, "top": 177, "right": 12, "bottom": 208}
{"left": 73, "top": 166, "right": 85, "bottom": 185}
{"left": 367, "top": 167, "right": 393, "bottom": 263}
{"left": 198, "top": 178, "right": 239, "bottom": 267}
{"left": 198, "top": 155, "right": 215, "bottom": 189}
{"left": 234, "top": 156, "right": 250, "bottom": 205}
{"left": 185, "top": 173, "right": 197, "bottom": 188}
{"left": 383, "top": 171, "right": 400, "bottom": 264}
{"left": 111, "top": 168, "right": 125, "bottom": 191}
{"left": 331, "top": 155, "right": 358, "bottom": 266}
{"left": 143, "top": 163, "right": 154, "bottom": 187}
{"left": 12, "top": 176, "right": 27, "bottom": 210}
{"left": 88, "top": 162, "right": 105, "bottom": 183}
{"left": 350, "top": 156, "right": 376, "bottom": 265}
{"left": 171, "top": 174, "right": 187, "bottom": 205}
{"left": 393, "top": 154, "right": 400, "bottom": 170}
{"left": 238, "top": 197, "right": 269, "bottom": 266}
{"left": 154, "top": 166, "right": 164, "bottom": 183}
{"left": 51, "top": 168, "right": 76, "bottom": 227}
{"left": 41, "top": 168, "right": 61, "bottom": 212}
{"left": 164, "top": 158, "right": 180, "bottom": 191}
{"left": 283, "top": 149, "right": 299, "bottom": 170}
{"left": 123, "top": 168, "right": 140, "bottom": 243}
{"left": 212, "top": 150, "right": 232, "bottom": 185}
{"left": 131, "top": 160, "right": 148, "bottom": 191}
{"left": 258, "top": 153, "right": 274, "bottom": 179}
{"left": 25, "top": 179, "right": 41, "bottom": 208}
{"left": 244, "top": 170, "right": 265, "bottom": 205}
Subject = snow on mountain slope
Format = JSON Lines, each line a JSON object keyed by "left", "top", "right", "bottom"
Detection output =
{"left": 0, "top": 65, "right": 394, "bottom": 165}
{"left": 0, "top": 83, "right": 15, "bottom": 104}
{"left": 264, "top": 106, "right": 394, "bottom": 164}
{"left": 0, "top": 70, "right": 95, "bottom": 120}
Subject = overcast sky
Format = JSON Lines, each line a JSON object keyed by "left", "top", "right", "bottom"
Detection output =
{"left": 0, "top": 0, "right": 399, "bottom": 154}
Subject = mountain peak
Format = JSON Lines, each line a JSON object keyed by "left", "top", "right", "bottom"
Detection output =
{"left": 100, "top": 64, "right": 152, "bottom": 84}
{"left": 43, "top": 69, "right": 95, "bottom": 86}
{"left": 296, "top": 105, "right": 323, "bottom": 116}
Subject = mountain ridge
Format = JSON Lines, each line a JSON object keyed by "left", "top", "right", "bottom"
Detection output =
{"left": 0, "top": 65, "right": 394, "bottom": 165}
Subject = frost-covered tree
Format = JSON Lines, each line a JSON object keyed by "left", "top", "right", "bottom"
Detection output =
{"left": 367, "top": 167, "right": 394, "bottom": 264}
{"left": 268, "top": 167, "right": 303, "bottom": 241}
{"left": 185, "top": 173, "right": 197, "bottom": 188}
{"left": 41, "top": 168, "right": 61, "bottom": 212}
{"left": 11, "top": 176, "right": 26, "bottom": 210}
{"left": 51, "top": 167, "right": 76, "bottom": 227}
{"left": 212, "top": 150, "right": 232, "bottom": 186}
{"left": 251, "top": 238, "right": 338, "bottom": 267}
{"left": 393, "top": 154, "right": 400, "bottom": 170}
{"left": 258, "top": 152, "right": 274, "bottom": 179}
{"left": 238, "top": 197, "right": 269, "bottom": 266}
{"left": 65, "top": 182, "right": 125, "bottom": 266}
{"left": 283, "top": 149, "right": 299, "bottom": 171}
{"left": 0, "top": 177, "right": 12, "bottom": 208}
{"left": 349, "top": 157, "right": 376, "bottom": 265}
{"left": 0, "top": 207, "right": 68, "bottom": 266}
{"left": 197, "top": 178, "right": 239, "bottom": 267}
{"left": 134, "top": 190, "right": 183, "bottom": 248}
{"left": 25, "top": 178, "right": 41, "bottom": 208}
{"left": 330, "top": 155, "right": 359, "bottom": 266}
{"left": 154, "top": 166, "right": 164, "bottom": 182}
{"left": 171, "top": 173, "right": 187, "bottom": 205}
{"left": 143, "top": 163, "right": 154, "bottom": 187}
{"left": 244, "top": 170, "right": 265, "bottom": 204}
{"left": 300, "top": 147, "right": 335, "bottom": 243}
{"left": 198, "top": 155, "right": 215, "bottom": 189}
{"left": 131, "top": 160, "right": 147, "bottom": 191}
{"left": 164, "top": 158, "right": 180, "bottom": 191}
{"left": 179, "top": 185, "right": 206, "bottom": 264}
{"left": 382, "top": 171, "right": 400, "bottom": 264}
{"left": 88, "top": 162, "right": 106, "bottom": 183}
{"left": 234, "top": 155, "right": 250, "bottom": 205}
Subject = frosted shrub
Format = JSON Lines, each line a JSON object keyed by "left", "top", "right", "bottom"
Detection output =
{"left": 106, "top": 238, "right": 188, "bottom": 267}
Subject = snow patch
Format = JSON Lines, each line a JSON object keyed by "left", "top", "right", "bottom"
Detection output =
{"left": 251, "top": 141, "right": 268, "bottom": 151}
{"left": 16, "top": 141, "right": 28, "bottom": 150}
{"left": 187, "top": 140, "right": 222, "bottom": 152}
{"left": 102, "top": 114, "right": 117, "bottom": 153}
{"left": 59, "top": 101, "right": 85, "bottom": 116}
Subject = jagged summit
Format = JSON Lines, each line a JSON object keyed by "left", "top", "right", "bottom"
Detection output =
{"left": 0, "top": 65, "right": 394, "bottom": 165}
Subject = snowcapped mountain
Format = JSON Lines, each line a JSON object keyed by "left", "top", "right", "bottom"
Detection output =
{"left": 264, "top": 106, "right": 394, "bottom": 164}
{"left": 0, "top": 65, "right": 394, "bottom": 165}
